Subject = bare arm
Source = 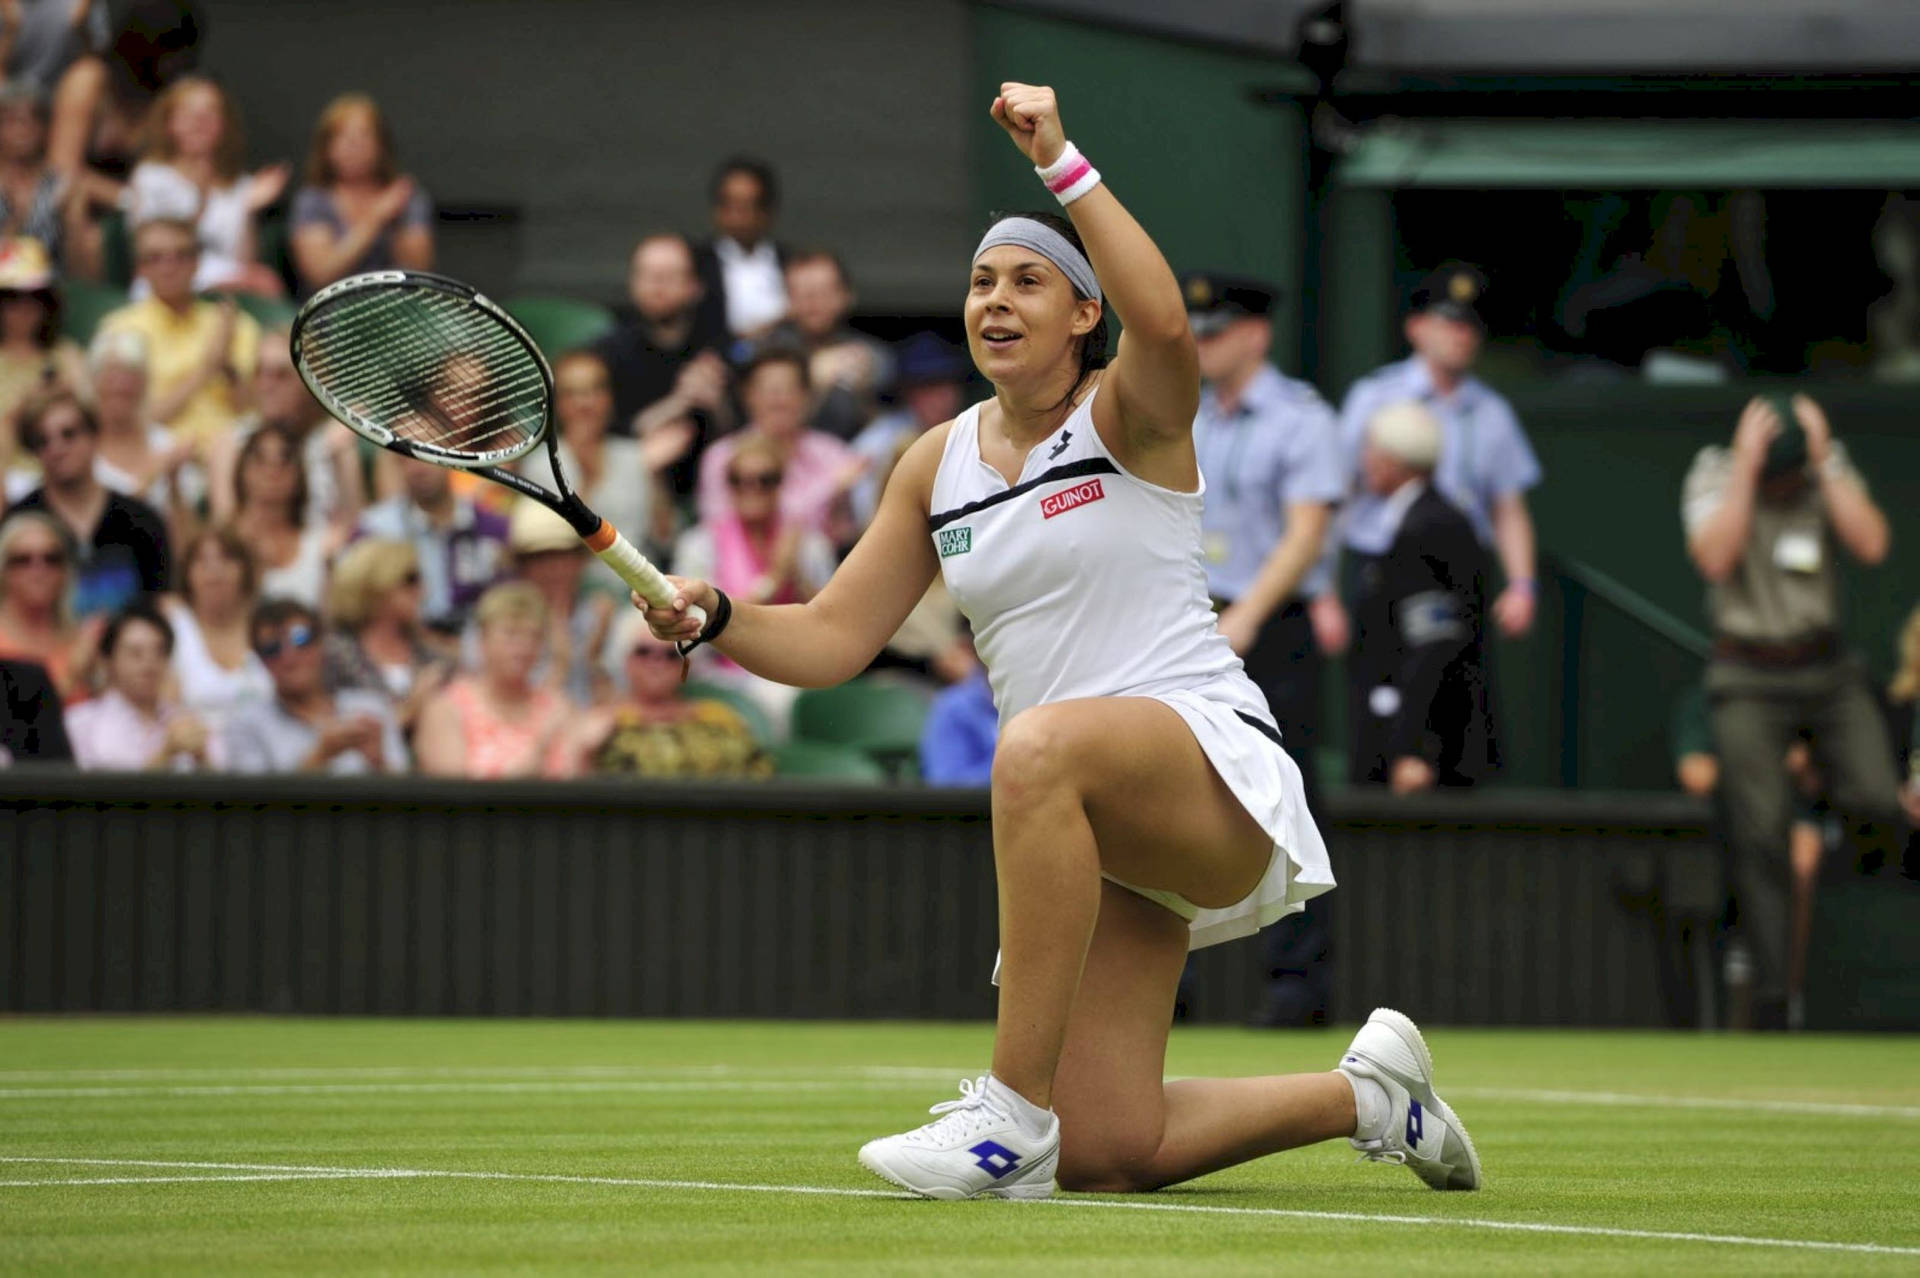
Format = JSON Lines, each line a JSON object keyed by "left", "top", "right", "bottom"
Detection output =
{"left": 643, "top": 425, "right": 947, "bottom": 687}
{"left": 988, "top": 84, "right": 1198, "bottom": 454}
{"left": 1688, "top": 398, "right": 1774, "bottom": 583}
{"left": 1489, "top": 493, "right": 1536, "bottom": 588}
{"left": 412, "top": 689, "right": 467, "bottom": 777}
{"left": 46, "top": 54, "right": 103, "bottom": 179}
{"left": 391, "top": 225, "right": 434, "bottom": 272}
{"left": 1795, "top": 395, "right": 1890, "bottom": 565}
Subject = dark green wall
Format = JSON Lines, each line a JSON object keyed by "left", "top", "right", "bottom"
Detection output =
{"left": 970, "top": 7, "right": 1308, "bottom": 369}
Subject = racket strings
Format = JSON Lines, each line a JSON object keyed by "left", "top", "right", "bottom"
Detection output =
{"left": 299, "top": 284, "right": 548, "bottom": 462}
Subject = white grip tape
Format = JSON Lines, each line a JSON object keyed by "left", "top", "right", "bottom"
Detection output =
{"left": 595, "top": 528, "right": 707, "bottom": 629}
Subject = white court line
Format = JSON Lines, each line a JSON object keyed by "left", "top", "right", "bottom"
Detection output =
{"left": 1450, "top": 1087, "right": 1920, "bottom": 1121}
{"left": 0, "top": 1079, "right": 931, "bottom": 1100}
{"left": 1, "top": 1157, "right": 1915, "bottom": 1258}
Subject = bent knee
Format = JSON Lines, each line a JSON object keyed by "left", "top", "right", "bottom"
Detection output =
{"left": 991, "top": 705, "right": 1086, "bottom": 799}
{"left": 1056, "top": 1141, "right": 1162, "bottom": 1194}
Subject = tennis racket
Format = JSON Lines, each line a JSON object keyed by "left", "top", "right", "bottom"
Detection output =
{"left": 290, "top": 269, "right": 703, "bottom": 627}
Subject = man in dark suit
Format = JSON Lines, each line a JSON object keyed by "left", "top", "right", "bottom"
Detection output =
{"left": 694, "top": 156, "right": 791, "bottom": 343}
{"left": 1347, "top": 401, "right": 1496, "bottom": 791}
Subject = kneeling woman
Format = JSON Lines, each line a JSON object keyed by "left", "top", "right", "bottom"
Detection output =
{"left": 644, "top": 83, "right": 1480, "bottom": 1201}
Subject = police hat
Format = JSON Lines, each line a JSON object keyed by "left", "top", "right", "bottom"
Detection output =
{"left": 1410, "top": 262, "right": 1488, "bottom": 329}
{"left": 1182, "top": 272, "right": 1279, "bottom": 337}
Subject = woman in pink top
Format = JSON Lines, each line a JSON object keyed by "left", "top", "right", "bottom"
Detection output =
{"left": 697, "top": 349, "right": 865, "bottom": 542}
{"left": 414, "top": 581, "right": 575, "bottom": 779}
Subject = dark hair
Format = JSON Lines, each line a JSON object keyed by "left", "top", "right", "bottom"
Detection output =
{"left": 709, "top": 156, "right": 778, "bottom": 211}
{"left": 250, "top": 596, "right": 319, "bottom": 646}
{"left": 100, "top": 601, "right": 174, "bottom": 659}
{"left": 982, "top": 210, "right": 1111, "bottom": 409}
{"left": 0, "top": 286, "right": 60, "bottom": 351}
{"left": 16, "top": 391, "right": 97, "bottom": 452}
{"left": 234, "top": 424, "right": 309, "bottom": 523}
{"left": 741, "top": 346, "right": 810, "bottom": 391}
{"left": 181, "top": 523, "right": 256, "bottom": 606}
{"left": 786, "top": 248, "right": 850, "bottom": 290}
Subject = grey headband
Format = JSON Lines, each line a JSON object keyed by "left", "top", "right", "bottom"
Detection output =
{"left": 972, "top": 218, "right": 1102, "bottom": 304}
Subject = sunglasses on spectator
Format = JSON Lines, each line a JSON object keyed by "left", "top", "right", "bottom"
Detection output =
{"left": 629, "top": 644, "right": 680, "bottom": 662}
{"left": 558, "top": 379, "right": 610, "bottom": 395}
{"left": 398, "top": 570, "right": 421, "bottom": 586}
{"left": 254, "top": 624, "right": 317, "bottom": 660}
{"left": 727, "top": 470, "right": 783, "bottom": 491}
{"left": 138, "top": 247, "right": 197, "bottom": 265}
{"left": 4, "top": 550, "right": 63, "bottom": 569}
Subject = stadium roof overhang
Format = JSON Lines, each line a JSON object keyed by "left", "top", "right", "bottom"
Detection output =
{"left": 1331, "top": 118, "right": 1920, "bottom": 188}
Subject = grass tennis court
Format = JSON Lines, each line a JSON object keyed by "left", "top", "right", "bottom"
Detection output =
{"left": 3, "top": 1017, "right": 1917, "bottom": 1274}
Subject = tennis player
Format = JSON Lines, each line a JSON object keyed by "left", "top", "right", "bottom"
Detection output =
{"left": 643, "top": 83, "right": 1480, "bottom": 1201}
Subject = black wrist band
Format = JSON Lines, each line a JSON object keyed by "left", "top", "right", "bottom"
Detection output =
{"left": 677, "top": 588, "right": 733, "bottom": 656}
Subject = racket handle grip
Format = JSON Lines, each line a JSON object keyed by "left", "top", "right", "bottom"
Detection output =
{"left": 588, "top": 523, "right": 708, "bottom": 630}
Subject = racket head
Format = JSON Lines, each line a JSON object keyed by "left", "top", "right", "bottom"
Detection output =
{"left": 290, "top": 270, "right": 554, "bottom": 470}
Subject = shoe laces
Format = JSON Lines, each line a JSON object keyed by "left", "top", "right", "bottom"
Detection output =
{"left": 1351, "top": 1136, "right": 1407, "bottom": 1167}
{"left": 911, "top": 1076, "right": 1006, "bottom": 1146}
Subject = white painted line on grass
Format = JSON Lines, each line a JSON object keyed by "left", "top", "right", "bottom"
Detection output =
{"left": 1448, "top": 1087, "right": 1920, "bottom": 1121}
{"left": 0, "top": 1079, "right": 924, "bottom": 1101}
{"left": 2, "top": 1156, "right": 1915, "bottom": 1259}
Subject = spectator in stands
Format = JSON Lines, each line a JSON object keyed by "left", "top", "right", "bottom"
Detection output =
{"left": 697, "top": 348, "right": 862, "bottom": 538}
{"left": 761, "top": 251, "right": 893, "bottom": 439}
{"left": 0, "top": 235, "right": 82, "bottom": 473}
{"left": 0, "top": 84, "right": 80, "bottom": 275}
{"left": 288, "top": 92, "right": 433, "bottom": 297}
{"left": 355, "top": 453, "right": 508, "bottom": 637}
{"left": 676, "top": 434, "right": 834, "bottom": 731}
{"left": 126, "top": 75, "right": 286, "bottom": 297}
{"left": 230, "top": 424, "right": 332, "bottom": 609}
{"left": 574, "top": 611, "right": 768, "bottom": 779}
{"left": 0, "top": 653, "right": 68, "bottom": 761}
{"left": 66, "top": 601, "right": 211, "bottom": 770}
{"left": 2, "top": 0, "right": 111, "bottom": 94}
{"left": 225, "top": 597, "right": 403, "bottom": 774}
{"left": 0, "top": 508, "right": 92, "bottom": 702}
{"left": 87, "top": 328, "right": 197, "bottom": 537}
{"left": 322, "top": 536, "right": 447, "bottom": 737}
{"left": 46, "top": 0, "right": 200, "bottom": 185}
{"left": 164, "top": 523, "right": 269, "bottom": 736}
{"left": 535, "top": 349, "right": 685, "bottom": 577}
{"left": 414, "top": 580, "right": 575, "bottom": 779}
{"left": 919, "top": 660, "right": 997, "bottom": 786}
{"left": 595, "top": 233, "right": 730, "bottom": 496}
{"left": 1346, "top": 402, "right": 1494, "bottom": 792}
{"left": 96, "top": 216, "right": 260, "bottom": 447}
{"left": 208, "top": 330, "right": 361, "bottom": 533}
{"left": 696, "top": 156, "right": 788, "bottom": 341}
{"left": 8, "top": 390, "right": 168, "bottom": 617}
{"left": 1894, "top": 606, "right": 1920, "bottom": 840}
{"left": 500, "top": 498, "right": 615, "bottom": 706}
{"left": 1321, "top": 264, "right": 1541, "bottom": 655}
{"left": 1684, "top": 392, "right": 1901, "bottom": 1027}
{"left": 849, "top": 334, "right": 968, "bottom": 529}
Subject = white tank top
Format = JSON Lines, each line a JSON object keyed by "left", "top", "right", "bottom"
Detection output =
{"left": 931, "top": 389, "right": 1268, "bottom": 725}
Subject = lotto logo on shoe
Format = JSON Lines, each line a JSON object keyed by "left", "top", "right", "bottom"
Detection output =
{"left": 1040, "top": 478, "right": 1105, "bottom": 520}
{"left": 967, "top": 1140, "right": 1022, "bottom": 1178}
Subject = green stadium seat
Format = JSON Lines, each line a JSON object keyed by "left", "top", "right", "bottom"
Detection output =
{"left": 682, "top": 680, "right": 778, "bottom": 746}
{"left": 791, "top": 679, "right": 930, "bottom": 777}
{"left": 233, "top": 293, "right": 299, "bottom": 332}
{"left": 502, "top": 296, "right": 617, "bottom": 359}
{"left": 769, "top": 740, "right": 886, "bottom": 784}
{"left": 99, "top": 209, "right": 132, "bottom": 287}
{"left": 60, "top": 279, "right": 129, "bottom": 345}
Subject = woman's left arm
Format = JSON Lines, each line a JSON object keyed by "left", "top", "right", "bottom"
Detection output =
{"left": 991, "top": 83, "right": 1198, "bottom": 448}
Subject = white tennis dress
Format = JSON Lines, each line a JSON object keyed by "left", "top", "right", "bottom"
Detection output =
{"left": 931, "top": 388, "right": 1334, "bottom": 950}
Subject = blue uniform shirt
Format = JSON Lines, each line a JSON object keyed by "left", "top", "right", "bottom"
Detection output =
{"left": 1337, "top": 356, "right": 1541, "bottom": 555}
{"left": 1193, "top": 364, "right": 1346, "bottom": 601}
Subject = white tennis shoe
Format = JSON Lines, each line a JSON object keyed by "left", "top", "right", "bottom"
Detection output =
{"left": 1337, "top": 1007, "right": 1482, "bottom": 1191}
{"left": 857, "top": 1076, "right": 1060, "bottom": 1200}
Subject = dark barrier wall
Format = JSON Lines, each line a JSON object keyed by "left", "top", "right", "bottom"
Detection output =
{"left": 1, "top": 775, "right": 1724, "bottom": 1027}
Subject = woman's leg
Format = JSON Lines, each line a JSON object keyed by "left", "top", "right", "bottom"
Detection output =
{"left": 987, "top": 697, "right": 1275, "bottom": 1106}
{"left": 1050, "top": 880, "right": 1356, "bottom": 1193}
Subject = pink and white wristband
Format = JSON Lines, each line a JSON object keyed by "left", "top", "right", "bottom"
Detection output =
{"left": 1036, "top": 141, "right": 1102, "bottom": 206}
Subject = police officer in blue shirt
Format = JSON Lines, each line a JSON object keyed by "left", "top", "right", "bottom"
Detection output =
{"left": 1185, "top": 271, "right": 1344, "bottom": 1027}
{"left": 1315, "top": 264, "right": 1543, "bottom": 660}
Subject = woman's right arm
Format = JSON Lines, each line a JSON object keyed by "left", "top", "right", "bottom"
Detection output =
{"left": 646, "top": 425, "right": 947, "bottom": 687}
{"left": 412, "top": 687, "right": 467, "bottom": 776}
